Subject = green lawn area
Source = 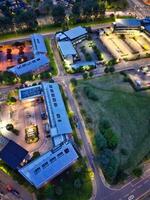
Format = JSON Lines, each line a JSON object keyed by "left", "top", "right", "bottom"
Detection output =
{"left": 75, "top": 74, "right": 150, "bottom": 174}
{"left": 44, "top": 38, "right": 58, "bottom": 76}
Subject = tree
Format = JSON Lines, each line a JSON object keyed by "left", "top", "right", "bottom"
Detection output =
{"left": 70, "top": 78, "right": 77, "bottom": 86}
{"left": 104, "top": 67, "right": 109, "bottom": 74}
{"left": 52, "top": 5, "right": 65, "bottom": 24}
{"left": 109, "top": 66, "right": 115, "bottom": 73}
{"left": 94, "top": 133, "right": 107, "bottom": 151}
{"left": 6, "top": 124, "right": 14, "bottom": 131}
{"left": 74, "top": 178, "right": 82, "bottom": 189}
{"left": 89, "top": 71, "right": 93, "bottom": 78}
{"left": 132, "top": 167, "right": 143, "bottom": 177}
{"left": 103, "top": 128, "right": 119, "bottom": 150}
{"left": 97, "top": 148, "right": 119, "bottom": 182}
{"left": 82, "top": 72, "right": 88, "bottom": 79}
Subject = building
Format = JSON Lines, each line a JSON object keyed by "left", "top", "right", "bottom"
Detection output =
{"left": 57, "top": 41, "right": 78, "bottom": 64}
{"left": 113, "top": 19, "right": 141, "bottom": 30}
{"left": 31, "top": 34, "right": 47, "bottom": 56}
{"left": 71, "top": 61, "right": 96, "bottom": 71}
{"left": 56, "top": 26, "right": 88, "bottom": 44}
{"left": 55, "top": 26, "right": 88, "bottom": 66}
{"left": 18, "top": 82, "right": 78, "bottom": 188}
{"left": 19, "top": 82, "right": 72, "bottom": 147}
{"left": 19, "top": 142, "right": 78, "bottom": 188}
{"left": 8, "top": 55, "right": 49, "bottom": 76}
{"left": 0, "top": 135, "right": 28, "bottom": 169}
{"left": 8, "top": 34, "right": 49, "bottom": 76}
{"left": 144, "top": 25, "right": 150, "bottom": 35}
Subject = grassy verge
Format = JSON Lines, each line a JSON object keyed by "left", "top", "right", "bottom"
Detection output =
{"left": 44, "top": 38, "right": 58, "bottom": 76}
{"left": 75, "top": 74, "right": 150, "bottom": 182}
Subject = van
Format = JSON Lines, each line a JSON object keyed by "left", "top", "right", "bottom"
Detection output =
{"left": 45, "top": 123, "right": 50, "bottom": 133}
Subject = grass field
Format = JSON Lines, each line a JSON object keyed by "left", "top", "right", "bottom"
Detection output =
{"left": 75, "top": 74, "right": 150, "bottom": 172}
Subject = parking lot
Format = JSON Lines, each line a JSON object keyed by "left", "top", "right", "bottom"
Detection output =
{"left": 0, "top": 99, "right": 52, "bottom": 154}
{"left": 101, "top": 30, "right": 150, "bottom": 61}
{"left": 126, "top": 65, "right": 150, "bottom": 90}
{"left": 0, "top": 41, "right": 33, "bottom": 72}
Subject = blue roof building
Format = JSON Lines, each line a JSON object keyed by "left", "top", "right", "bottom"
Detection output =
{"left": 114, "top": 18, "right": 141, "bottom": 30}
{"left": 8, "top": 55, "right": 49, "bottom": 76}
{"left": 0, "top": 136, "right": 28, "bottom": 169}
{"left": 19, "top": 142, "right": 78, "bottom": 188}
{"left": 31, "top": 34, "right": 47, "bottom": 56}
{"left": 19, "top": 82, "right": 72, "bottom": 147}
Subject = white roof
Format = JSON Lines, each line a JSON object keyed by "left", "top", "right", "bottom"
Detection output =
{"left": 8, "top": 55, "right": 49, "bottom": 76}
{"left": 19, "top": 142, "right": 78, "bottom": 188}
{"left": 58, "top": 41, "right": 77, "bottom": 58}
{"left": 31, "top": 34, "right": 47, "bottom": 55}
{"left": 64, "top": 26, "right": 87, "bottom": 40}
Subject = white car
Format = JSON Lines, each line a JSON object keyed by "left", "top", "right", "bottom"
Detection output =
{"left": 128, "top": 194, "right": 135, "bottom": 200}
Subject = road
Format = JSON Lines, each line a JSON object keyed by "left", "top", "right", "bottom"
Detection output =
{"left": 0, "top": 19, "right": 150, "bottom": 200}
{"left": 0, "top": 171, "right": 33, "bottom": 200}
{"left": 127, "top": 0, "right": 150, "bottom": 18}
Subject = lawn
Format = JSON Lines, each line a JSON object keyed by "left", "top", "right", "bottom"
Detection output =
{"left": 75, "top": 74, "right": 150, "bottom": 174}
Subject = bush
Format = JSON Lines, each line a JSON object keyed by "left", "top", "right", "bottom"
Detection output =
{"left": 6, "top": 124, "right": 14, "bottom": 131}
{"left": 84, "top": 86, "right": 98, "bottom": 101}
{"left": 70, "top": 78, "right": 77, "bottom": 86}
{"left": 132, "top": 167, "right": 143, "bottom": 177}
{"left": 94, "top": 133, "right": 107, "bottom": 152}
{"left": 103, "top": 128, "right": 119, "bottom": 150}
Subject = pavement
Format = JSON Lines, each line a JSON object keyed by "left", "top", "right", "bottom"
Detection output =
{"left": 0, "top": 171, "right": 33, "bottom": 200}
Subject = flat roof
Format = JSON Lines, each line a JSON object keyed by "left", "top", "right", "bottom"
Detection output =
{"left": 0, "top": 139, "right": 28, "bottom": 169}
{"left": 58, "top": 41, "right": 77, "bottom": 58}
{"left": 19, "top": 142, "right": 78, "bottom": 188}
{"left": 71, "top": 61, "right": 96, "bottom": 70}
{"left": 19, "top": 82, "right": 72, "bottom": 146}
{"left": 42, "top": 82, "right": 72, "bottom": 146}
{"left": 145, "top": 25, "right": 150, "bottom": 33}
{"left": 8, "top": 55, "right": 49, "bottom": 76}
{"left": 31, "top": 34, "right": 47, "bottom": 55}
{"left": 115, "top": 18, "right": 141, "bottom": 27}
{"left": 19, "top": 85, "right": 42, "bottom": 100}
{"left": 64, "top": 26, "right": 87, "bottom": 40}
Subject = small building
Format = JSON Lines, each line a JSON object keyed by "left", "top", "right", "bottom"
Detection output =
{"left": 8, "top": 55, "right": 49, "bottom": 76}
{"left": 31, "top": 34, "right": 47, "bottom": 56}
{"left": 19, "top": 142, "right": 78, "bottom": 188}
{"left": 113, "top": 18, "right": 141, "bottom": 30}
{"left": 0, "top": 135, "right": 28, "bottom": 169}
{"left": 57, "top": 41, "right": 78, "bottom": 64}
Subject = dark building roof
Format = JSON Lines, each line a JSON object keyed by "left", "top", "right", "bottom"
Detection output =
{"left": 0, "top": 140, "right": 28, "bottom": 169}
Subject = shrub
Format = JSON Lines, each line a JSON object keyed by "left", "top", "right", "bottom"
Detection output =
{"left": 132, "top": 167, "right": 143, "bottom": 177}
{"left": 94, "top": 133, "right": 107, "bottom": 152}
{"left": 103, "top": 128, "right": 119, "bottom": 150}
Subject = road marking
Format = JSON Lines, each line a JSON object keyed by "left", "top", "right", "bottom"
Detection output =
{"left": 137, "top": 184, "right": 142, "bottom": 189}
